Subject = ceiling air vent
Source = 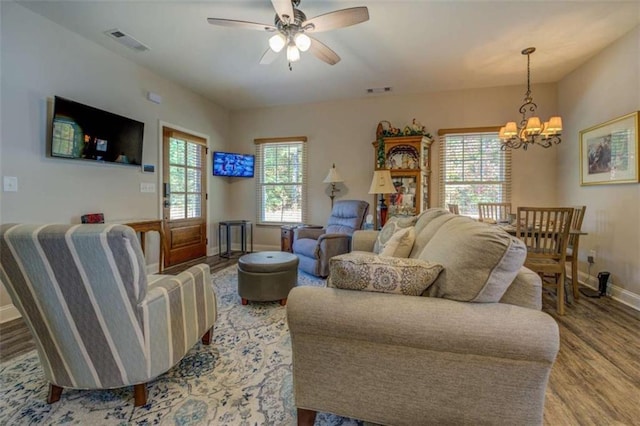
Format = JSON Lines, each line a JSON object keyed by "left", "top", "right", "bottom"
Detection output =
{"left": 366, "top": 87, "right": 392, "bottom": 94}
{"left": 105, "top": 29, "right": 149, "bottom": 52}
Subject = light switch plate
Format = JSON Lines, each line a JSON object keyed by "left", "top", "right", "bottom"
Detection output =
{"left": 3, "top": 176, "right": 18, "bottom": 192}
{"left": 140, "top": 182, "right": 156, "bottom": 193}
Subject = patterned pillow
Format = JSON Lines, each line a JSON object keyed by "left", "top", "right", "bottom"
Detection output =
{"left": 378, "top": 226, "right": 415, "bottom": 258}
{"left": 373, "top": 215, "right": 418, "bottom": 253}
{"left": 328, "top": 252, "right": 443, "bottom": 296}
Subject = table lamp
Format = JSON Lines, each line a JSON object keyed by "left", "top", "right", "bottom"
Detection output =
{"left": 368, "top": 169, "right": 396, "bottom": 227}
{"left": 323, "top": 163, "right": 344, "bottom": 208}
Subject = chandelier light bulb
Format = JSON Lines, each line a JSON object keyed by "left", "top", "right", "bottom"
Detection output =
{"left": 287, "top": 43, "right": 300, "bottom": 62}
{"left": 294, "top": 33, "right": 311, "bottom": 52}
{"left": 269, "top": 33, "right": 286, "bottom": 53}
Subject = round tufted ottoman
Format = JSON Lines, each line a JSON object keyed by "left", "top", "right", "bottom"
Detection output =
{"left": 237, "top": 251, "right": 299, "bottom": 306}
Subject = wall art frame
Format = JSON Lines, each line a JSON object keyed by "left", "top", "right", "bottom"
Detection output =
{"left": 580, "top": 111, "right": 639, "bottom": 186}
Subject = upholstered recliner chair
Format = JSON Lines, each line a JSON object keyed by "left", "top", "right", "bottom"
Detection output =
{"left": 292, "top": 200, "right": 369, "bottom": 277}
{"left": 0, "top": 224, "right": 217, "bottom": 407}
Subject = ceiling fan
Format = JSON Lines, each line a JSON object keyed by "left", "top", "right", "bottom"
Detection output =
{"left": 207, "top": 0, "right": 369, "bottom": 70}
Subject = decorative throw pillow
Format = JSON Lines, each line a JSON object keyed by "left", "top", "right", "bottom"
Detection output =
{"left": 328, "top": 252, "right": 443, "bottom": 296}
{"left": 378, "top": 226, "right": 415, "bottom": 258}
{"left": 373, "top": 215, "right": 418, "bottom": 253}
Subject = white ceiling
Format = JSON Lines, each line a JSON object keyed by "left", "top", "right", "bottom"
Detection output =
{"left": 18, "top": 0, "right": 640, "bottom": 111}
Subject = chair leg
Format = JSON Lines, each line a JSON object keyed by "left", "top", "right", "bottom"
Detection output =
{"left": 133, "top": 383, "right": 148, "bottom": 407}
{"left": 297, "top": 408, "right": 317, "bottom": 426}
{"left": 47, "top": 384, "right": 63, "bottom": 404}
{"left": 201, "top": 327, "right": 213, "bottom": 345}
{"left": 572, "top": 258, "right": 580, "bottom": 300}
{"left": 557, "top": 272, "right": 566, "bottom": 316}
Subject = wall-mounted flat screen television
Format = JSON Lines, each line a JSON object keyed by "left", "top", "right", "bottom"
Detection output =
{"left": 212, "top": 151, "right": 255, "bottom": 177}
{"left": 49, "top": 96, "right": 144, "bottom": 167}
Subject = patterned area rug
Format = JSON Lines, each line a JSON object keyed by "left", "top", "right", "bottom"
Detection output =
{"left": 0, "top": 266, "right": 366, "bottom": 425}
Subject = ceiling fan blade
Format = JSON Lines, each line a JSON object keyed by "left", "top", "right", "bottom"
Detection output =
{"left": 271, "top": 0, "right": 295, "bottom": 23}
{"left": 309, "top": 37, "right": 341, "bottom": 65}
{"left": 207, "top": 18, "right": 276, "bottom": 32}
{"left": 303, "top": 7, "right": 369, "bottom": 33}
{"left": 259, "top": 48, "right": 279, "bottom": 65}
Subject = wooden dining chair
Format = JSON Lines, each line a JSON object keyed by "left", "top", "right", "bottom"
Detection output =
{"left": 447, "top": 204, "right": 460, "bottom": 214}
{"left": 478, "top": 203, "right": 512, "bottom": 223}
{"left": 567, "top": 206, "right": 587, "bottom": 300}
{"left": 516, "top": 207, "right": 574, "bottom": 315}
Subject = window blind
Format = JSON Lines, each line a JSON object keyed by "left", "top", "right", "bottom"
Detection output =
{"left": 438, "top": 129, "right": 511, "bottom": 217}
{"left": 254, "top": 137, "right": 308, "bottom": 225}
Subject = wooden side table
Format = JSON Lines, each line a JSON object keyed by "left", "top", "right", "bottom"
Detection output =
{"left": 281, "top": 225, "right": 297, "bottom": 253}
{"left": 122, "top": 219, "right": 165, "bottom": 273}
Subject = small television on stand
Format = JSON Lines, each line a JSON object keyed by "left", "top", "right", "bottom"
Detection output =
{"left": 49, "top": 96, "right": 144, "bottom": 167}
{"left": 212, "top": 151, "right": 255, "bottom": 178}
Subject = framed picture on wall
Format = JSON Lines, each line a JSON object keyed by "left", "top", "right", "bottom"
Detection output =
{"left": 580, "top": 111, "right": 639, "bottom": 186}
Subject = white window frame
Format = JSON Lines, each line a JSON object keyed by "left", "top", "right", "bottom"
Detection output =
{"left": 254, "top": 136, "right": 308, "bottom": 225}
{"left": 438, "top": 128, "right": 511, "bottom": 218}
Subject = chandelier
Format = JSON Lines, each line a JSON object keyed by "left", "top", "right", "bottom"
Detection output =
{"left": 499, "top": 47, "right": 562, "bottom": 150}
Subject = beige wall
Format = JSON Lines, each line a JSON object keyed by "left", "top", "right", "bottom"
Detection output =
{"left": 0, "top": 3, "right": 229, "bottom": 314}
{"left": 557, "top": 26, "right": 640, "bottom": 307}
{"left": 229, "top": 84, "right": 559, "bottom": 248}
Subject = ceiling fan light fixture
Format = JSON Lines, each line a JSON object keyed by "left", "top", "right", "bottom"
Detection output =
{"left": 287, "top": 43, "right": 300, "bottom": 62}
{"left": 294, "top": 33, "right": 311, "bottom": 52}
{"left": 269, "top": 33, "right": 286, "bottom": 52}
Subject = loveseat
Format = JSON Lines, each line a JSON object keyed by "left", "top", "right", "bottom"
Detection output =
{"left": 287, "top": 209, "right": 560, "bottom": 425}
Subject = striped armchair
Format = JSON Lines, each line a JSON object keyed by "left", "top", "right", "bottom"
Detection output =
{"left": 0, "top": 224, "right": 217, "bottom": 407}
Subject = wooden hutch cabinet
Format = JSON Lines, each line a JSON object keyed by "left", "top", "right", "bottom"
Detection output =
{"left": 372, "top": 135, "right": 434, "bottom": 228}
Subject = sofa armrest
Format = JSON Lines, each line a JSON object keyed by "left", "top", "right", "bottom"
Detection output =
{"left": 351, "top": 230, "right": 378, "bottom": 252}
{"left": 500, "top": 266, "right": 543, "bottom": 310}
{"left": 295, "top": 227, "right": 325, "bottom": 240}
{"left": 288, "top": 286, "right": 558, "bottom": 362}
{"left": 139, "top": 264, "right": 217, "bottom": 378}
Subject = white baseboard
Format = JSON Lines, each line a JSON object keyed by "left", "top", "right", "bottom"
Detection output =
{"left": 0, "top": 304, "right": 21, "bottom": 323}
{"left": 577, "top": 271, "right": 640, "bottom": 311}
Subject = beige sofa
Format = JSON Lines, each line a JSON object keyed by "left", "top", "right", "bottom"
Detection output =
{"left": 287, "top": 209, "right": 560, "bottom": 426}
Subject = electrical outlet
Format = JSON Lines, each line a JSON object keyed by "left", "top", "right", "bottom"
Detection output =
{"left": 589, "top": 249, "right": 596, "bottom": 263}
{"left": 587, "top": 255, "right": 595, "bottom": 264}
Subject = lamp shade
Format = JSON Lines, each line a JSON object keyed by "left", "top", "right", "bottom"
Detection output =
{"left": 323, "top": 164, "right": 344, "bottom": 183}
{"left": 547, "top": 116, "right": 563, "bottom": 133}
{"left": 368, "top": 170, "right": 396, "bottom": 194}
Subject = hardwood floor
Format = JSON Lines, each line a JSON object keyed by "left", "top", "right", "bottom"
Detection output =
{"left": 541, "top": 288, "right": 640, "bottom": 425}
{"left": 1, "top": 258, "right": 638, "bottom": 425}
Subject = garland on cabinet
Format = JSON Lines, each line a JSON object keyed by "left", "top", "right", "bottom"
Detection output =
{"left": 375, "top": 119, "right": 433, "bottom": 168}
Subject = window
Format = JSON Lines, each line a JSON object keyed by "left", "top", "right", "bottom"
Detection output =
{"left": 439, "top": 129, "right": 511, "bottom": 217}
{"left": 164, "top": 128, "right": 207, "bottom": 221}
{"left": 254, "top": 137, "right": 308, "bottom": 225}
